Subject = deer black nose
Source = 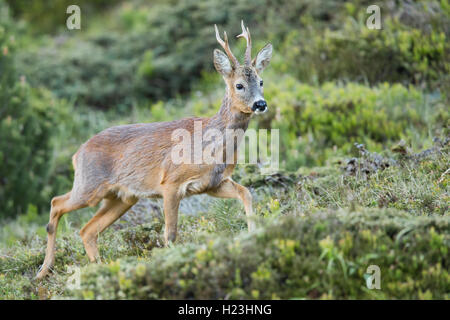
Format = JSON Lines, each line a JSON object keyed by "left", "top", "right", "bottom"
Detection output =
{"left": 252, "top": 100, "right": 267, "bottom": 112}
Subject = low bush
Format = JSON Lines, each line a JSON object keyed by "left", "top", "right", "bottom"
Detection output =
{"left": 16, "top": 0, "right": 450, "bottom": 112}
{"left": 67, "top": 208, "right": 449, "bottom": 299}
{"left": 0, "top": 1, "right": 73, "bottom": 218}
{"left": 260, "top": 77, "right": 448, "bottom": 169}
{"left": 5, "top": 0, "right": 122, "bottom": 34}
{"left": 279, "top": 1, "right": 450, "bottom": 91}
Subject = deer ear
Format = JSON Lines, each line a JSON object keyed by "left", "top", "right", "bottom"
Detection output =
{"left": 214, "top": 49, "right": 232, "bottom": 77}
{"left": 253, "top": 43, "right": 272, "bottom": 73}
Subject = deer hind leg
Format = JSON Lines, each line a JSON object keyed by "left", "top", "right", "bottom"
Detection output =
{"left": 36, "top": 192, "right": 87, "bottom": 279}
{"left": 80, "top": 197, "right": 136, "bottom": 262}
{"left": 162, "top": 188, "right": 181, "bottom": 245}
{"left": 207, "top": 178, "right": 255, "bottom": 232}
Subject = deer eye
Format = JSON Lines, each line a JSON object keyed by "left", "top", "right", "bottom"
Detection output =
{"left": 236, "top": 84, "right": 244, "bottom": 90}
{"left": 260, "top": 80, "right": 264, "bottom": 86}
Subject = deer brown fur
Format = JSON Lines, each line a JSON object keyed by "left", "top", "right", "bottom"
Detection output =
{"left": 36, "top": 21, "right": 272, "bottom": 279}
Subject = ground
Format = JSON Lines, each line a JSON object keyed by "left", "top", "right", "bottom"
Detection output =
{"left": 1, "top": 142, "right": 448, "bottom": 299}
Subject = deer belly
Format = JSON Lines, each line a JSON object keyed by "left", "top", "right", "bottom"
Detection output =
{"left": 111, "top": 184, "right": 161, "bottom": 202}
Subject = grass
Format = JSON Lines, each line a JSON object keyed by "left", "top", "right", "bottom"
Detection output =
{"left": 66, "top": 209, "right": 449, "bottom": 300}
{"left": 0, "top": 141, "right": 448, "bottom": 299}
{"left": 1, "top": 0, "right": 449, "bottom": 300}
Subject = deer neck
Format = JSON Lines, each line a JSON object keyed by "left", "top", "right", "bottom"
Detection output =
{"left": 208, "top": 88, "right": 252, "bottom": 132}
{"left": 204, "top": 88, "right": 251, "bottom": 170}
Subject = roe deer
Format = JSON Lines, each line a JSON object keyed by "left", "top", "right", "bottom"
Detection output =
{"left": 36, "top": 21, "right": 272, "bottom": 279}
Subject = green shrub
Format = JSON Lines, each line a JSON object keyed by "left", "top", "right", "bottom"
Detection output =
{"left": 0, "top": 84, "right": 73, "bottom": 218}
{"left": 67, "top": 208, "right": 449, "bottom": 299}
{"left": 0, "top": 1, "right": 73, "bottom": 217}
{"left": 5, "top": 0, "right": 122, "bottom": 34}
{"left": 18, "top": 36, "right": 141, "bottom": 111}
{"left": 260, "top": 77, "right": 448, "bottom": 169}
{"left": 15, "top": 0, "right": 450, "bottom": 111}
{"left": 10, "top": 0, "right": 365, "bottom": 110}
{"left": 279, "top": 1, "right": 450, "bottom": 89}
{"left": 0, "top": 0, "right": 15, "bottom": 83}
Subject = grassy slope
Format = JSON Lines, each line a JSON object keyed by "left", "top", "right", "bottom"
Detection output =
{"left": 1, "top": 0, "right": 449, "bottom": 300}
{"left": 1, "top": 144, "right": 448, "bottom": 299}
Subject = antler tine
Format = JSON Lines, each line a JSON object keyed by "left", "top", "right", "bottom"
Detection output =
{"left": 215, "top": 24, "right": 240, "bottom": 67}
{"left": 236, "top": 20, "right": 252, "bottom": 65}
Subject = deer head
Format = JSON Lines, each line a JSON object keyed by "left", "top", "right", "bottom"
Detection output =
{"left": 214, "top": 20, "right": 272, "bottom": 114}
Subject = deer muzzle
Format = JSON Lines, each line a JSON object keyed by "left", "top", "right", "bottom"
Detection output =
{"left": 252, "top": 100, "right": 267, "bottom": 114}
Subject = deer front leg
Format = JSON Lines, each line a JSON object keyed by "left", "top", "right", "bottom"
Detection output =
{"left": 208, "top": 178, "right": 255, "bottom": 232}
{"left": 162, "top": 188, "right": 181, "bottom": 245}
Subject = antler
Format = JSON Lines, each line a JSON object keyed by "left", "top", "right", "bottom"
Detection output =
{"left": 236, "top": 20, "right": 252, "bottom": 66}
{"left": 215, "top": 24, "right": 240, "bottom": 68}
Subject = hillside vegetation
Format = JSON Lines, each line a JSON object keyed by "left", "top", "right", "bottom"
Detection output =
{"left": 0, "top": 0, "right": 448, "bottom": 299}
